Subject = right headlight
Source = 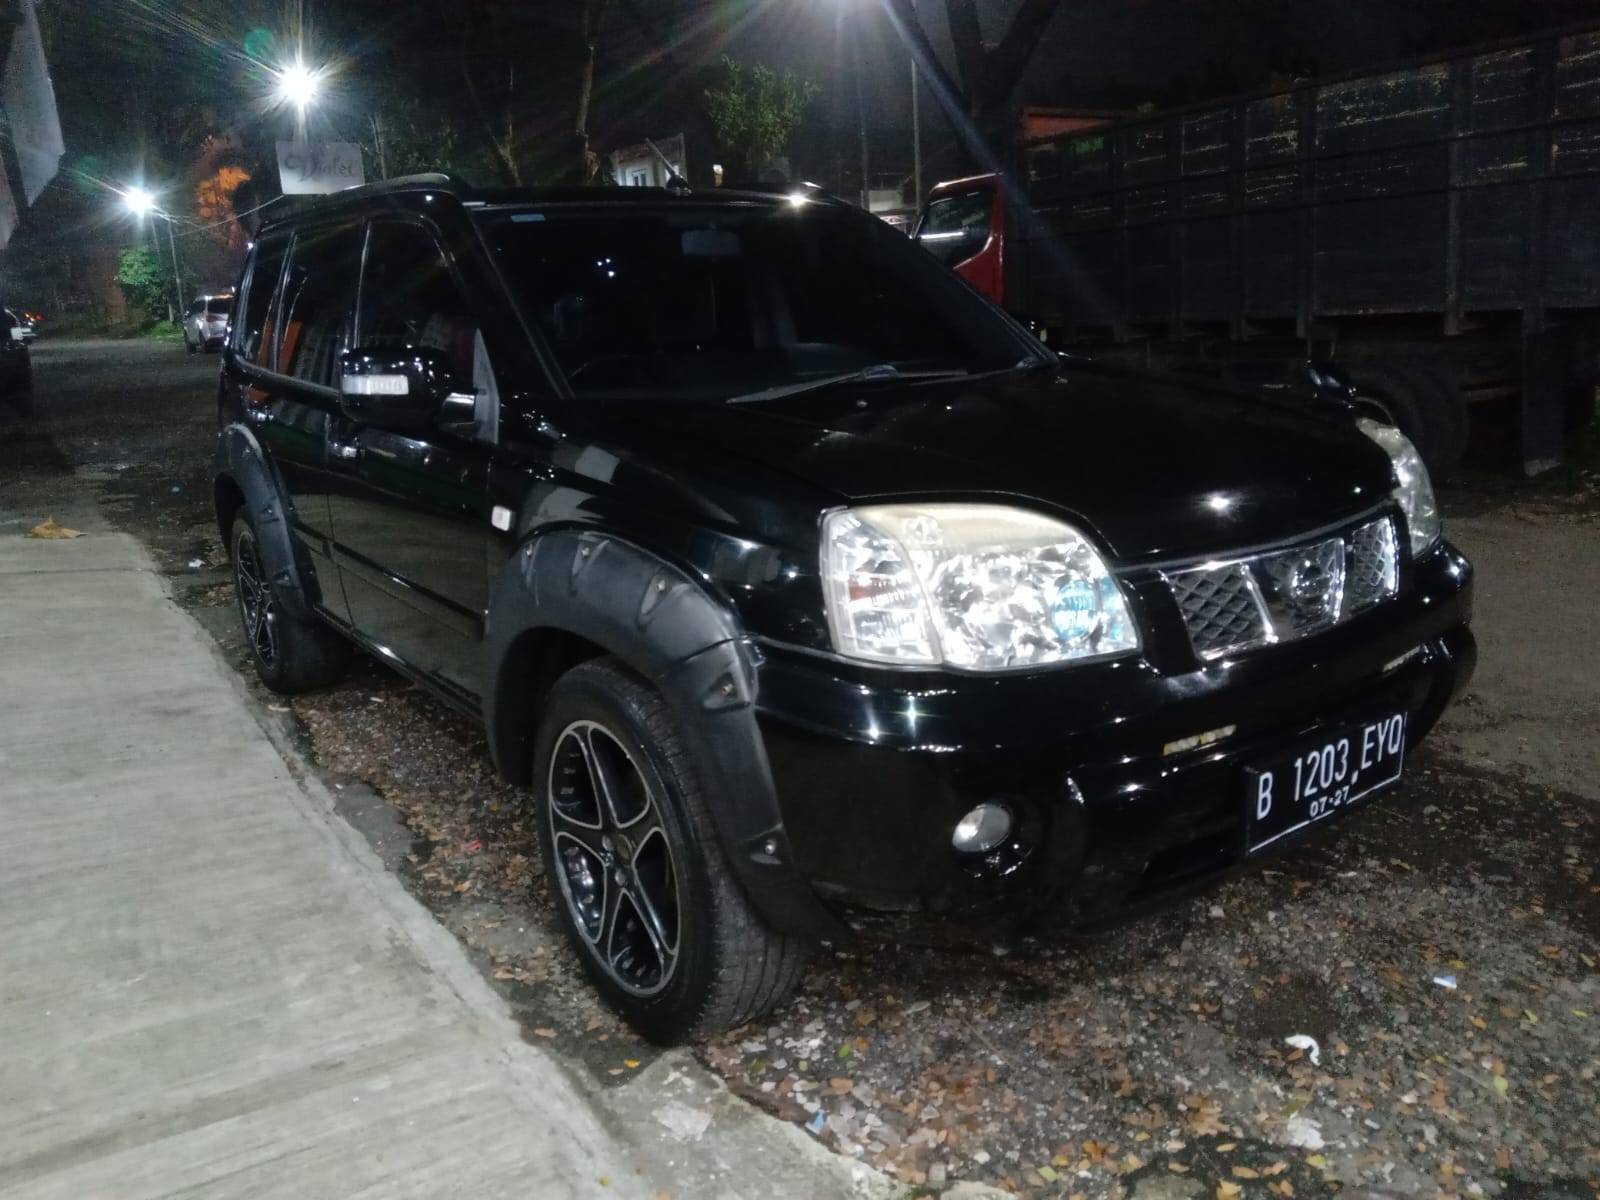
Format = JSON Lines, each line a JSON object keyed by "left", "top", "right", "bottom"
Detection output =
{"left": 1358, "top": 418, "right": 1440, "bottom": 556}
{"left": 820, "top": 503, "right": 1139, "bottom": 671}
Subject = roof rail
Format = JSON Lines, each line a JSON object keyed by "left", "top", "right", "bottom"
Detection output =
{"left": 341, "top": 172, "right": 464, "bottom": 196}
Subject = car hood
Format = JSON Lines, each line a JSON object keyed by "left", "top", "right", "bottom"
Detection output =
{"left": 611, "top": 365, "right": 1396, "bottom": 564}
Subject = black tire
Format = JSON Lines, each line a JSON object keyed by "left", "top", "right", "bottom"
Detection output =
{"left": 185, "top": 335, "right": 197, "bottom": 354}
{"left": 230, "top": 513, "right": 349, "bottom": 693}
{"left": 1350, "top": 361, "right": 1467, "bottom": 477}
{"left": 532, "top": 658, "right": 808, "bottom": 1043}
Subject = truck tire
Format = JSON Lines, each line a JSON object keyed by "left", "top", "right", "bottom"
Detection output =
{"left": 1391, "top": 362, "right": 1468, "bottom": 476}
{"left": 1350, "top": 362, "right": 1467, "bottom": 477}
{"left": 532, "top": 658, "right": 809, "bottom": 1043}
{"left": 230, "top": 514, "right": 350, "bottom": 693}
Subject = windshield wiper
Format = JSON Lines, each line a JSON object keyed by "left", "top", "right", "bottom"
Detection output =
{"left": 725, "top": 362, "right": 973, "bottom": 405}
{"left": 726, "top": 363, "right": 905, "bottom": 405}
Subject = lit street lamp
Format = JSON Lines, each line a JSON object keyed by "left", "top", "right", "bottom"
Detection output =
{"left": 274, "top": 56, "right": 322, "bottom": 124}
{"left": 121, "top": 185, "right": 185, "bottom": 318}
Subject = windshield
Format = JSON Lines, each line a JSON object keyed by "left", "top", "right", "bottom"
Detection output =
{"left": 480, "top": 203, "right": 1030, "bottom": 400}
{"left": 915, "top": 188, "right": 994, "bottom": 267}
{"left": 205, "top": 298, "right": 232, "bottom": 315}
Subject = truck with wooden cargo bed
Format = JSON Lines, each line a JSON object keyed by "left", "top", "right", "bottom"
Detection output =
{"left": 915, "top": 22, "right": 1600, "bottom": 475}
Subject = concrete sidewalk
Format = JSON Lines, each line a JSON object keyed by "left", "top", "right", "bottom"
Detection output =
{"left": 0, "top": 508, "right": 886, "bottom": 1200}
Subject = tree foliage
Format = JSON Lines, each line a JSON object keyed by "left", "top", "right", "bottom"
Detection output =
{"left": 703, "top": 56, "right": 818, "bottom": 180}
{"left": 360, "top": 99, "right": 465, "bottom": 181}
{"left": 116, "top": 248, "right": 169, "bottom": 320}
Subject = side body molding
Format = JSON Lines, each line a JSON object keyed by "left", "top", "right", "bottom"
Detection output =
{"left": 213, "top": 422, "right": 315, "bottom": 619}
{"left": 485, "top": 530, "right": 843, "bottom": 938}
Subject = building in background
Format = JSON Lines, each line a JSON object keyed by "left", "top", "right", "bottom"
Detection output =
{"left": 609, "top": 133, "right": 689, "bottom": 188}
{"left": 0, "top": 0, "right": 63, "bottom": 250}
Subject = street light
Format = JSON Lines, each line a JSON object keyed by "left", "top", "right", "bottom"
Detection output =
{"left": 121, "top": 185, "right": 184, "bottom": 318}
{"left": 274, "top": 57, "right": 321, "bottom": 115}
{"left": 124, "top": 186, "right": 156, "bottom": 218}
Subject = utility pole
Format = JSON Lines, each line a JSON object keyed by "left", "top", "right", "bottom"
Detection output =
{"left": 855, "top": 33, "right": 870, "bottom": 210}
{"left": 911, "top": 55, "right": 922, "bottom": 210}
{"left": 163, "top": 216, "right": 184, "bottom": 315}
{"left": 910, "top": 0, "right": 922, "bottom": 211}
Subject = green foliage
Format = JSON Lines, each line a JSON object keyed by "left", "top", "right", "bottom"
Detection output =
{"left": 361, "top": 99, "right": 466, "bottom": 181}
{"left": 116, "top": 247, "right": 169, "bottom": 320}
{"left": 703, "top": 56, "right": 818, "bottom": 179}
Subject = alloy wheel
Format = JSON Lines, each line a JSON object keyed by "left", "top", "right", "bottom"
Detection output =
{"left": 546, "top": 720, "right": 681, "bottom": 997}
{"left": 234, "top": 529, "right": 278, "bottom": 668}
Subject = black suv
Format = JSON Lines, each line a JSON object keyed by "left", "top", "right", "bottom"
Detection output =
{"left": 214, "top": 175, "right": 1474, "bottom": 1041}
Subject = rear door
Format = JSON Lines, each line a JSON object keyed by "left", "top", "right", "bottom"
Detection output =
{"left": 235, "top": 222, "right": 364, "bottom": 625}
{"left": 324, "top": 217, "right": 497, "bottom": 702}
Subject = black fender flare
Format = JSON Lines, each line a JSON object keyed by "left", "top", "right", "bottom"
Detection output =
{"left": 485, "top": 529, "right": 844, "bottom": 940}
{"left": 212, "top": 423, "right": 316, "bottom": 620}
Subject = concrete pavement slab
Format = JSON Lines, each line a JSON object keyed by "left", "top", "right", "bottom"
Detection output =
{"left": 0, "top": 518, "right": 893, "bottom": 1199}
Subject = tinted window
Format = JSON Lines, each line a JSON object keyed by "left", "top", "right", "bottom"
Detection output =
{"left": 205, "top": 298, "right": 232, "bottom": 316}
{"left": 276, "top": 223, "right": 363, "bottom": 385}
{"left": 235, "top": 234, "right": 288, "bottom": 364}
{"left": 357, "top": 222, "right": 477, "bottom": 385}
{"left": 916, "top": 189, "right": 994, "bottom": 267}
{"left": 186, "top": 300, "right": 204, "bottom": 318}
{"left": 483, "top": 205, "right": 1022, "bottom": 400}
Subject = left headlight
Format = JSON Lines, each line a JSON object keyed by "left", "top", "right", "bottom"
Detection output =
{"left": 820, "top": 503, "right": 1140, "bottom": 671}
{"left": 1357, "top": 418, "right": 1441, "bottom": 556}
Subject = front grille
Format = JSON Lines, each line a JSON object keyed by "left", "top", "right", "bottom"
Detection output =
{"left": 1165, "top": 564, "right": 1263, "bottom": 658}
{"left": 1163, "top": 515, "right": 1399, "bottom": 661}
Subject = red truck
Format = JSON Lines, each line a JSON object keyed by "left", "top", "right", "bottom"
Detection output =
{"left": 915, "top": 23, "right": 1600, "bottom": 475}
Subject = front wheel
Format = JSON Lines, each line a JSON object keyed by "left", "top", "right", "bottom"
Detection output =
{"left": 231, "top": 514, "right": 349, "bottom": 693}
{"left": 532, "top": 659, "right": 808, "bottom": 1043}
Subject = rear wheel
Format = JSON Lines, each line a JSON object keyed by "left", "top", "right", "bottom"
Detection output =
{"left": 231, "top": 514, "right": 349, "bottom": 693}
{"left": 532, "top": 659, "right": 808, "bottom": 1043}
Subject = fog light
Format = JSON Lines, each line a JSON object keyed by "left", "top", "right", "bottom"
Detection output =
{"left": 952, "top": 803, "right": 1012, "bottom": 854}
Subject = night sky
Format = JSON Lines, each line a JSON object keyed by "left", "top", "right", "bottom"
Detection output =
{"left": 15, "top": 0, "right": 1600, "bottom": 289}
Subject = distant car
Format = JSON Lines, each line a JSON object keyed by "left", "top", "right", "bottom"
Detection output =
{"left": 183, "top": 294, "right": 233, "bottom": 353}
{"left": 6, "top": 308, "right": 36, "bottom": 344}
{"left": 0, "top": 309, "right": 32, "bottom": 409}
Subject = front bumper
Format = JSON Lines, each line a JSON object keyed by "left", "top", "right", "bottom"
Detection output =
{"left": 756, "top": 541, "right": 1474, "bottom": 921}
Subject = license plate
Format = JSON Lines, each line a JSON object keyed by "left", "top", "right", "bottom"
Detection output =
{"left": 1245, "top": 712, "right": 1406, "bottom": 854}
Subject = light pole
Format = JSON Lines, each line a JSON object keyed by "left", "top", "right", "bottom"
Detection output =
{"left": 123, "top": 186, "right": 184, "bottom": 319}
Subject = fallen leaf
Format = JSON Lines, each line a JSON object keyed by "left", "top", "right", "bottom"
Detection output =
{"left": 1037, "top": 1165, "right": 1059, "bottom": 1182}
{"left": 624, "top": 1058, "right": 640, "bottom": 1069}
{"left": 1217, "top": 1184, "right": 1243, "bottom": 1200}
{"left": 27, "top": 516, "right": 84, "bottom": 540}
{"left": 533, "top": 1027, "right": 558, "bottom": 1038}
{"left": 1233, "top": 1166, "right": 1261, "bottom": 1179}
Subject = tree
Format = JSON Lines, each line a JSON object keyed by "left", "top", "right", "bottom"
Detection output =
{"left": 116, "top": 248, "right": 168, "bottom": 322}
{"left": 703, "top": 56, "right": 818, "bottom": 181}
{"left": 883, "top": 0, "right": 1064, "bottom": 156}
{"left": 360, "top": 100, "right": 464, "bottom": 181}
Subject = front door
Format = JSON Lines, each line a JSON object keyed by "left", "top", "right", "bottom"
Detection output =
{"left": 325, "top": 218, "right": 497, "bottom": 702}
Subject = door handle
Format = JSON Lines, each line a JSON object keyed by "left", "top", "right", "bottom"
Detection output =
{"left": 329, "top": 438, "right": 362, "bottom": 462}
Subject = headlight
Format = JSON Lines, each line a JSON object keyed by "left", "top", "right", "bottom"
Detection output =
{"left": 820, "top": 503, "right": 1139, "bottom": 671}
{"left": 1357, "top": 418, "right": 1441, "bottom": 555}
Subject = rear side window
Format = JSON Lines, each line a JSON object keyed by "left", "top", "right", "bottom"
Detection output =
{"left": 235, "top": 234, "right": 288, "bottom": 364}
{"left": 185, "top": 300, "right": 204, "bottom": 319}
{"left": 276, "top": 223, "right": 364, "bottom": 386}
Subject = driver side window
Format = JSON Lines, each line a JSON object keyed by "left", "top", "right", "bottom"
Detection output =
{"left": 357, "top": 222, "right": 478, "bottom": 387}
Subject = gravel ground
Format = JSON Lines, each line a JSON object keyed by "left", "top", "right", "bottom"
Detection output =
{"left": 4, "top": 338, "right": 1597, "bottom": 1200}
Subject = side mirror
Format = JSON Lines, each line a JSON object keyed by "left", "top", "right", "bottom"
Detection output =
{"left": 340, "top": 346, "right": 475, "bottom": 430}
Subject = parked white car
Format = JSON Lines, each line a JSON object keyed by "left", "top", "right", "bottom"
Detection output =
{"left": 183, "top": 295, "right": 232, "bottom": 353}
